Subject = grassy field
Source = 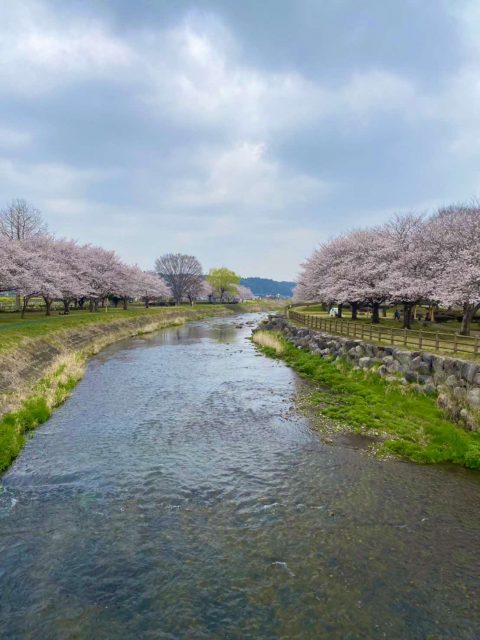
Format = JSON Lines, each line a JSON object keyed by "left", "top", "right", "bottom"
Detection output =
{"left": 254, "top": 332, "right": 480, "bottom": 469}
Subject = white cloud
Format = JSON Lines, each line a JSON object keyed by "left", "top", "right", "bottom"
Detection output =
{"left": 166, "top": 142, "right": 329, "bottom": 210}
{"left": 0, "top": 1, "right": 133, "bottom": 95}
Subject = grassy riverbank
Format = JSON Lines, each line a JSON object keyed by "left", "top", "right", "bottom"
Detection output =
{"left": 253, "top": 331, "right": 480, "bottom": 469}
{"left": 0, "top": 301, "right": 283, "bottom": 473}
{"left": 0, "top": 301, "right": 281, "bottom": 354}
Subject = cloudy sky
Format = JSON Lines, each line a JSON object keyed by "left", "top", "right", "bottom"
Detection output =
{"left": 1, "top": 1, "right": 479, "bottom": 280}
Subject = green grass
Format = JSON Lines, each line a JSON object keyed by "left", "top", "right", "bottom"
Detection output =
{"left": 256, "top": 333, "right": 480, "bottom": 469}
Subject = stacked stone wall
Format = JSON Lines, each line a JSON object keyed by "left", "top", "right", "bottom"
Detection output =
{"left": 260, "top": 316, "right": 480, "bottom": 431}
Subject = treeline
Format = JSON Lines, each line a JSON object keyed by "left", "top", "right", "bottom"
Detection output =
{"left": 240, "top": 277, "right": 295, "bottom": 298}
{"left": 295, "top": 203, "right": 480, "bottom": 335}
{"left": 0, "top": 200, "right": 253, "bottom": 316}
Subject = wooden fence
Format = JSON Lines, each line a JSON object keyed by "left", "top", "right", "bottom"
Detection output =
{"left": 288, "top": 309, "right": 480, "bottom": 357}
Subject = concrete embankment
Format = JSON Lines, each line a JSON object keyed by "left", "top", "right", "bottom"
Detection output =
{"left": 260, "top": 315, "right": 480, "bottom": 431}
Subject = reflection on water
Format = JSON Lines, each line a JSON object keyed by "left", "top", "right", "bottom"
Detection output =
{"left": 1, "top": 313, "right": 480, "bottom": 639}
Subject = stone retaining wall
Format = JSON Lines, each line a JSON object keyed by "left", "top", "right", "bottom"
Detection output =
{"left": 260, "top": 316, "right": 480, "bottom": 431}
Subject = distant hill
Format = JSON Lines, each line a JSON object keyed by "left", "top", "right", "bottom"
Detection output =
{"left": 240, "top": 277, "right": 295, "bottom": 298}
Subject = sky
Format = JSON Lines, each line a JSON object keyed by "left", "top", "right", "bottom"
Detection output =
{"left": 0, "top": 1, "right": 479, "bottom": 280}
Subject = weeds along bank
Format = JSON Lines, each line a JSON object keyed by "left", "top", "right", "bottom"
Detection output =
{"left": 253, "top": 316, "right": 480, "bottom": 469}
{"left": 0, "top": 301, "right": 282, "bottom": 473}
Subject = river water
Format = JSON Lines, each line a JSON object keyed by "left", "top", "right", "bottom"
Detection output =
{"left": 1, "top": 313, "right": 479, "bottom": 639}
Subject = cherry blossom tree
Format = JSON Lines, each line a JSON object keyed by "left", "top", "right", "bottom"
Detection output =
{"left": 49, "top": 239, "right": 90, "bottom": 313}
{"left": 426, "top": 204, "right": 480, "bottom": 335}
{"left": 134, "top": 269, "right": 171, "bottom": 307}
{"left": 9, "top": 236, "right": 62, "bottom": 317}
{"left": 381, "top": 213, "right": 439, "bottom": 329}
{"left": 82, "top": 245, "right": 125, "bottom": 311}
{"left": 236, "top": 284, "right": 254, "bottom": 301}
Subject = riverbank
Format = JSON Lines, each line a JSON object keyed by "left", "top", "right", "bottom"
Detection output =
{"left": 0, "top": 301, "right": 282, "bottom": 472}
{"left": 253, "top": 323, "right": 480, "bottom": 469}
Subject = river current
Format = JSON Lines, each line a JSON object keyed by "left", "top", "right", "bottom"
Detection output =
{"left": 1, "top": 313, "right": 479, "bottom": 639}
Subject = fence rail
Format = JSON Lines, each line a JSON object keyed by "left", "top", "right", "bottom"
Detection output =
{"left": 288, "top": 309, "right": 480, "bottom": 357}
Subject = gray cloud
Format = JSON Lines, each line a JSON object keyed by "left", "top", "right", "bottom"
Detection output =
{"left": 0, "top": 0, "right": 478, "bottom": 279}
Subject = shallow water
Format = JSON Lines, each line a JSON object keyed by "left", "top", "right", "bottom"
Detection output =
{"left": 1, "top": 313, "right": 480, "bottom": 639}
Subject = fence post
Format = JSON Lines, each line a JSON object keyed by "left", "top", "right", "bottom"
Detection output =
{"left": 404, "top": 329, "right": 407, "bottom": 347}
{"left": 475, "top": 336, "right": 479, "bottom": 356}
{"left": 390, "top": 328, "right": 394, "bottom": 345}
{"left": 369, "top": 325, "right": 373, "bottom": 341}
{"left": 435, "top": 333, "right": 439, "bottom": 350}
{"left": 419, "top": 331, "right": 423, "bottom": 350}
{"left": 454, "top": 334, "right": 458, "bottom": 354}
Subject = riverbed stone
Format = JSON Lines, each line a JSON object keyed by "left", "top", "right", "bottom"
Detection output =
{"left": 411, "top": 356, "right": 422, "bottom": 370}
{"left": 359, "top": 356, "right": 374, "bottom": 368}
{"left": 387, "top": 360, "right": 401, "bottom": 374}
{"left": 443, "top": 358, "right": 461, "bottom": 376}
{"left": 453, "top": 386, "right": 467, "bottom": 401}
{"left": 432, "top": 356, "right": 445, "bottom": 373}
{"left": 377, "top": 365, "right": 388, "bottom": 377}
{"left": 437, "top": 394, "right": 449, "bottom": 409}
{"left": 467, "top": 388, "right": 480, "bottom": 409}
{"left": 461, "top": 362, "right": 478, "bottom": 385}
{"left": 396, "top": 351, "right": 412, "bottom": 367}
{"left": 446, "top": 374, "right": 459, "bottom": 387}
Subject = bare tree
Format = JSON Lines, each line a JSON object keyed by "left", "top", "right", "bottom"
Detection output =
{"left": 154, "top": 253, "right": 203, "bottom": 305}
{"left": 0, "top": 199, "right": 48, "bottom": 310}
{"left": 0, "top": 199, "right": 47, "bottom": 240}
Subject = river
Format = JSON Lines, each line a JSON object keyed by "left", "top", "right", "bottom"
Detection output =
{"left": 1, "top": 313, "right": 479, "bottom": 639}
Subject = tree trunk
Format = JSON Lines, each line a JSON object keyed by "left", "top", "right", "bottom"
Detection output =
{"left": 403, "top": 303, "right": 412, "bottom": 330}
{"left": 337, "top": 303, "right": 343, "bottom": 318}
{"left": 382, "top": 305, "right": 387, "bottom": 317}
{"left": 89, "top": 298, "right": 94, "bottom": 312}
{"left": 21, "top": 296, "right": 28, "bottom": 319}
{"left": 371, "top": 302, "right": 380, "bottom": 324}
{"left": 460, "top": 302, "right": 476, "bottom": 336}
{"left": 44, "top": 297, "right": 52, "bottom": 316}
{"left": 15, "top": 292, "right": 21, "bottom": 312}
{"left": 63, "top": 299, "right": 70, "bottom": 314}
{"left": 351, "top": 301, "right": 358, "bottom": 320}
{"left": 123, "top": 297, "right": 128, "bottom": 310}
{"left": 145, "top": 298, "right": 149, "bottom": 308}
